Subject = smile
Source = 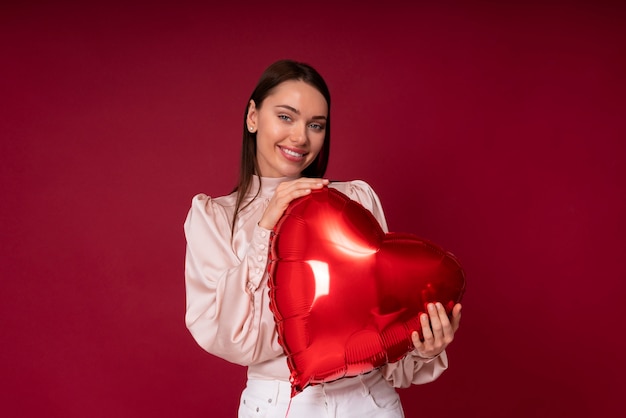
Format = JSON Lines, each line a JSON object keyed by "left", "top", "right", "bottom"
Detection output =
{"left": 279, "top": 146, "right": 306, "bottom": 159}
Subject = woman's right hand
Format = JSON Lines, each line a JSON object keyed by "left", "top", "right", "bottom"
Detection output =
{"left": 258, "top": 177, "right": 329, "bottom": 230}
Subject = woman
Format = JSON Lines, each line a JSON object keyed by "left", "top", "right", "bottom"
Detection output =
{"left": 184, "top": 59, "right": 462, "bottom": 417}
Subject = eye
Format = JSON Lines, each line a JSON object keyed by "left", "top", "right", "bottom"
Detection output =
{"left": 309, "top": 122, "right": 325, "bottom": 131}
{"left": 278, "top": 114, "right": 291, "bottom": 122}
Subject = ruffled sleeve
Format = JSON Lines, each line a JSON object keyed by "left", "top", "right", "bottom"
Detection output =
{"left": 184, "top": 193, "right": 283, "bottom": 366}
{"left": 332, "top": 180, "right": 449, "bottom": 388}
{"left": 382, "top": 351, "right": 448, "bottom": 388}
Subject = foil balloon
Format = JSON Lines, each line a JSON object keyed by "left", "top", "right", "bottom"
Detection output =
{"left": 268, "top": 187, "right": 465, "bottom": 396}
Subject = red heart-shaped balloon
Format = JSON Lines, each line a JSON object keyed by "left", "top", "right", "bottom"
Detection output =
{"left": 268, "top": 187, "right": 465, "bottom": 396}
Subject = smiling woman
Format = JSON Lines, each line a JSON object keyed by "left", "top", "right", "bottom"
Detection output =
{"left": 247, "top": 80, "right": 328, "bottom": 179}
{"left": 183, "top": 59, "right": 462, "bottom": 417}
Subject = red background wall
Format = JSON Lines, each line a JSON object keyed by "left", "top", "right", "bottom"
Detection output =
{"left": 1, "top": 1, "right": 625, "bottom": 417}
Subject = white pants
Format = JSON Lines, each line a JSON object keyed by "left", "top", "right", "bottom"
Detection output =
{"left": 238, "top": 370, "right": 405, "bottom": 418}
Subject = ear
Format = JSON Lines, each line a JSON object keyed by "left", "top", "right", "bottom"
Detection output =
{"left": 246, "top": 100, "right": 258, "bottom": 132}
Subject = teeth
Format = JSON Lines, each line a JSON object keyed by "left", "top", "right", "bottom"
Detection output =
{"left": 282, "top": 148, "right": 304, "bottom": 158}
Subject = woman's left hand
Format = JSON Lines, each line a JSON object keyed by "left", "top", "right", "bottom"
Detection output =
{"left": 411, "top": 302, "right": 462, "bottom": 359}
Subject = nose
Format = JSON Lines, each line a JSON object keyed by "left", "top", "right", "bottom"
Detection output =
{"left": 290, "top": 123, "right": 308, "bottom": 145}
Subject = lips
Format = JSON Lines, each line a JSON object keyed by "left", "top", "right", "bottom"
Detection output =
{"left": 279, "top": 146, "right": 307, "bottom": 161}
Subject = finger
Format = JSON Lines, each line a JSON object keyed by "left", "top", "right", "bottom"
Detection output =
{"left": 274, "top": 183, "right": 314, "bottom": 204}
{"left": 275, "top": 179, "right": 327, "bottom": 200}
{"left": 283, "top": 186, "right": 314, "bottom": 201}
{"left": 435, "top": 302, "right": 451, "bottom": 325}
{"left": 259, "top": 179, "right": 328, "bottom": 229}
{"left": 420, "top": 312, "right": 433, "bottom": 344}
{"left": 436, "top": 302, "right": 456, "bottom": 344}
{"left": 284, "top": 177, "right": 328, "bottom": 190}
{"left": 427, "top": 303, "right": 444, "bottom": 339}
{"left": 297, "top": 177, "right": 329, "bottom": 184}
{"left": 450, "top": 303, "right": 462, "bottom": 332}
{"left": 411, "top": 331, "right": 424, "bottom": 351}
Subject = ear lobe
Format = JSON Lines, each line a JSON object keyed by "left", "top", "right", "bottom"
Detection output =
{"left": 246, "top": 100, "right": 258, "bottom": 129}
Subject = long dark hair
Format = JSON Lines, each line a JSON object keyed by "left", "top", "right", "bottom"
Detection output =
{"left": 230, "top": 59, "right": 331, "bottom": 234}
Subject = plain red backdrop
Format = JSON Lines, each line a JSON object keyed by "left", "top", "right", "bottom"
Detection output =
{"left": 1, "top": 1, "right": 625, "bottom": 417}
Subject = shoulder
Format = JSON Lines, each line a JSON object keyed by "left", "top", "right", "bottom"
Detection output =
{"left": 329, "top": 179, "right": 380, "bottom": 206}
{"left": 329, "top": 179, "right": 388, "bottom": 231}
{"left": 190, "top": 191, "right": 237, "bottom": 210}
{"left": 186, "top": 191, "right": 237, "bottom": 227}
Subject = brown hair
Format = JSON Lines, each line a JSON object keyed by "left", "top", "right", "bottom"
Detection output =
{"left": 230, "top": 59, "right": 331, "bottom": 234}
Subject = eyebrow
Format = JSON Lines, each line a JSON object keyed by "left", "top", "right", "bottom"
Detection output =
{"left": 275, "top": 104, "right": 327, "bottom": 120}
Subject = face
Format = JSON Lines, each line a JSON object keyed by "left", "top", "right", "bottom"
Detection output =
{"left": 247, "top": 80, "right": 328, "bottom": 178}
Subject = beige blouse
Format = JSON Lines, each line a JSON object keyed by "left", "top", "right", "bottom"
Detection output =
{"left": 184, "top": 175, "right": 448, "bottom": 387}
